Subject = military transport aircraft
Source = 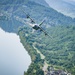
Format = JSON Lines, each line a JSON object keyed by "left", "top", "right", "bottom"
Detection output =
{"left": 23, "top": 11, "right": 52, "bottom": 39}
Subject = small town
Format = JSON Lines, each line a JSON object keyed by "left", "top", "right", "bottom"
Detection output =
{"left": 45, "top": 66, "right": 71, "bottom": 75}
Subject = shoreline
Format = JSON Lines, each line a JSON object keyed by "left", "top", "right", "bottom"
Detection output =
{"left": 18, "top": 26, "right": 73, "bottom": 75}
{"left": 19, "top": 31, "right": 45, "bottom": 75}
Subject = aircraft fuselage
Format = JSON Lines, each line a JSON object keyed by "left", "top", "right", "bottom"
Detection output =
{"left": 32, "top": 25, "right": 40, "bottom": 30}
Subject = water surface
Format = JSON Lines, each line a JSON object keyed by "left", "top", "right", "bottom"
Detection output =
{"left": 0, "top": 28, "right": 31, "bottom": 75}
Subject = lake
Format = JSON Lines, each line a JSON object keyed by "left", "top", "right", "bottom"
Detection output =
{"left": 0, "top": 28, "right": 31, "bottom": 75}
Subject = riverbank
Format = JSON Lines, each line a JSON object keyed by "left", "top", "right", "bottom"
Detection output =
{"left": 19, "top": 29, "right": 45, "bottom": 75}
{"left": 18, "top": 26, "right": 73, "bottom": 75}
{"left": 0, "top": 28, "right": 31, "bottom": 75}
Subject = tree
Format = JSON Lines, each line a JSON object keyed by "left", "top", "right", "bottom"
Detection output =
{"left": 36, "top": 69, "right": 44, "bottom": 75}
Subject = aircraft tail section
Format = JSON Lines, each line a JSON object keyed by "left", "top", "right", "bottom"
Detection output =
{"left": 39, "top": 17, "right": 47, "bottom": 26}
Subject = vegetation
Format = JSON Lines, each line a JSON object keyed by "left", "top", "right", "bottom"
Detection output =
{"left": 0, "top": 0, "right": 75, "bottom": 33}
{"left": 19, "top": 25, "right": 75, "bottom": 75}
{"left": 18, "top": 26, "right": 44, "bottom": 75}
{"left": 0, "top": 0, "right": 75, "bottom": 75}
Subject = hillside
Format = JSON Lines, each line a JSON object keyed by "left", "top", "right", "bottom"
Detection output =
{"left": 30, "top": 0, "right": 49, "bottom": 7}
{"left": 19, "top": 25, "right": 75, "bottom": 75}
{"left": 63, "top": 0, "right": 75, "bottom": 6}
{"left": 45, "top": 0, "right": 75, "bottom": 18}
{"left": 0, "top": 0, "right": 75, "bottom": 75}
{"left": 0, "top": 0, "right": 75, "bottom": 33}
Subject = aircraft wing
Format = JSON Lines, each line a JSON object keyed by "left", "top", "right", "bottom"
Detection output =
{"left": 39, "top": 19, "right": 45, "bottom": 26}
{"left": 26, "top": 14, "right": 35, "bottom": 23}
{"left": 39, "top": 27, "right": 53, "bottom": 39}
{"left": 22, "top": 10, "right": 35, "bottom": 23}
{"left": 39, "top": 17, "right": 47, "bottom": 26}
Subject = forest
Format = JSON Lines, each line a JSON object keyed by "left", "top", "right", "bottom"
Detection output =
{"left": 0, "top": 0, "right": 75, "bottom": 75}
{"left": 19, "top": 25, "right": 75, "bottom": 75}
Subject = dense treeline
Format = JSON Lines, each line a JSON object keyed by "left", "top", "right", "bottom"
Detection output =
{"left": 19, "top": 25, "right": 75, "bottom": 75}
{"left": 24, "top": 63, "right": 44, "bottom": 75}
{"left": 0, "top": 0, "right": 75, "bottom": 33}
{"left": 35, "top": 25, "right": 75, "bottom": 75}
{"left": 0, "top": 0, "right": 75, "bottom": 75}
{"left": 19, "top": 27, "right": 44, "bottom": 75}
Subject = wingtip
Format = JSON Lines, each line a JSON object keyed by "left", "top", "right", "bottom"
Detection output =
{"left": 48, "top": 35, "right": 53, "bottom": 39}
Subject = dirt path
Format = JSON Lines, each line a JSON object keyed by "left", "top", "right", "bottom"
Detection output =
{"left": 33, "top": 42, "right": 48, "bottom": 74}
{"left": 33, "top": 42, "right": 45, "bottom": 59}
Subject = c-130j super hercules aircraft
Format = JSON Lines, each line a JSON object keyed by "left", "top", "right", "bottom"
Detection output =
{"left": 23, "top": 10, "right": 52, "bottom": 39}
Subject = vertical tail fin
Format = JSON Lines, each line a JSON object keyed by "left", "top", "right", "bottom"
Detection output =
{"left": 39, "top": 17, "right": 47, "bottom": 26}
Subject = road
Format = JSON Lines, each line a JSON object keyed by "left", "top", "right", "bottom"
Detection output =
{"left": 33, "top": 42, "right": 48, "bottom": 75}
